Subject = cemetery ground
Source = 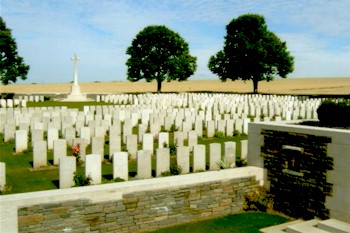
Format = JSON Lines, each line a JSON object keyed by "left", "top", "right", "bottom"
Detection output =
{"left": 0, "top": 100, "right": 248, "bottom": 194}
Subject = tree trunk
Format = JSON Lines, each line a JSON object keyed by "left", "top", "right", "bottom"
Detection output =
{"left": 253, "top": 79, "right": 258, "bottom": 94}
{"left": 157, "top": 79, "right": 162, "bottom": 93}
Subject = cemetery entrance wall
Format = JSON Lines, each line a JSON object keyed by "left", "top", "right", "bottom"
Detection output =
{"left": 248, "top": 121, "right": 350, "bottom": 223}
{"left": 0, "top": 167, "right": 265, "bottom": 233}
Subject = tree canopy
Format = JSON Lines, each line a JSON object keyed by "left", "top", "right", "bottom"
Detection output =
{"left": 208, "top": 14, "right": 294, "bottom": 93}
{"left": 126, "top": 25, "right": 197, "bottom": 92}
{"left": 0, "top": 16, "right": 29, "bottom": 85}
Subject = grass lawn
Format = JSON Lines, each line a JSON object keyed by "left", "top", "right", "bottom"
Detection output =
{"left": 26, "top": 101, "right": 117, "bottom": 111}
{"left": 150, "top": 212, "right": 289, "bottom": 233}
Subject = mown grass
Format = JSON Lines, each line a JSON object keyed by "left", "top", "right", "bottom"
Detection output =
{"left": 26, "top": 101, "right": 117, "bottom": 111}
{"left": 150, "top": 212, "right": 289, "bottom": 233}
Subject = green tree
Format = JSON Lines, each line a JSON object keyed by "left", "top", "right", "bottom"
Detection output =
{"left": 126, "top": 25, "right": 197, "bottom": 92}
{"left": 0, "top": 17, "right": 29, "bottom": 85}
{"left": 208, "top": 14, "right": 294, "bottom": 94}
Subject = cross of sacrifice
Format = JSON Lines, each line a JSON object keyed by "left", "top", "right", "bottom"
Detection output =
{"left": 71, "top": 54, "right": 80, "bottom": 86}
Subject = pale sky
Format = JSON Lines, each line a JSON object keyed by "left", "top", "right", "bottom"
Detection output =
{"left": 2, "top": 0, "right": 350, "bottom": 84}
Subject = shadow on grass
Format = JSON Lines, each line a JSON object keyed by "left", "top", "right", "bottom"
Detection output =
{"left": 52, "top": 180, "right": 59, "bottom": 189}
{"left": 48, "top": 159, "right": 54, "bottom": 166}
{"left": 129, "top": 171, "right": 137, "bottom": 177}
{"left": 102, "top": 174, "right": 113, "bottom": 181}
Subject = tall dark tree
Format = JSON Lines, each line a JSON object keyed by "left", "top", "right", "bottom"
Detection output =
{"left": 126, "top": 25, "right": 197, "bottom": 92}
{"left": 208, "top": 14, "right": 294, "bottom": 93}
{"left": 0, "top": 17, "right": 29, "bottom": 85}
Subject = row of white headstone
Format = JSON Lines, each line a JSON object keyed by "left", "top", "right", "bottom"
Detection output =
{"left": 58, "top": 139, "right": 247, "bottom": 188}
{"left": 0, "top": 94, "right": 320, "bottom": 141}
{"left": 0, "top": 93, "right": 322, "bottom": 190}
{"left": 0, "top": 95, "right": 46, "bottom": 108}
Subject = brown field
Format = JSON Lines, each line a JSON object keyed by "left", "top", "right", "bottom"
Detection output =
{"left": 1, "top": 78, "right": 350, "bottom": 95}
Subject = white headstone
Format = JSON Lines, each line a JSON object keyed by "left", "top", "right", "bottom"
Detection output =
{"left": 138, "top": 124, "right": 147, "bottom": 143}
{"left": 126, "top": 134, "right": 138, "bottom": 159}
{"left": 142, "top": 133, "right": 154, "bottom": 152}
{"left": 15, "top": 130, "right": 28, "bottom": 153}
{"left": 240, "top": 140, "right": 248, "bottom": 161}
{"left": 209, "top": 143, "right": 221, "bottom": 171}
{"left": 224, "top": 141, "right": 236, "bottom": 167}
{"left": 173, "top": 131, "right": 184, "bottom": 147}
{"left": 158, "top": 132, "right": 169, "bottom": 148}
{"left": 122, "top": 120, "right": 132, "bottom": 144}
{"left": 33, "top": 140, "right": 47, "bottom": 169}
{"left": 4, "top": 123, "right": 16, "bottom": 142}
{"left": 47, "top": 128, "right": 59, "bottom": 150}
{"left": 226, "top": 119, "right": 234, "bottom": 137}
{"left": 0, "top": 163, "right": 5, "bottom": 191}
{"left": 217, "top": 120, "right": 226, "bottom": 134}
{"left": 64, "top": 127, "right": 76, "bottom": 146}
{"left": 137, "top": 150, "right": 152, "bottom": 179}
{"left": 54, "top": 139, "right": 67, "bottom": 165}
{"left": 176, "top": 146, "right": 189, "bottom": 174}
{"left": 113, "top": 152, "right": 129, "bottom": 181}
{"left": 243, "top": 118, "right": 251, "bottom": 134}
{"left": 150, "top": 121, "right": 160, "bottom": 137}
{"left": 193, "top": 144, "right": 206, "bottom": 172}
{"left": 206, "top": 120, "right": 215, "bottom": 138}
{"left": 195, "top": 120, "right": 203, "bottom": 137}
{"left": 92, "top": 137, "right": 105, "bottom": 161}
{"left": 59, "top": 156, "right": 76, "bottom": 189}
{"left": 188, "top": 131, "right": 198, "bottom": 152}
{"left": 109, "top": 135, "right": 121, "bottom": 160}
{"left": 156, "top": 148, "right": 170, "bottom": 177}
{"left": 85, "top": 154, "right": 101, "bottom": 185}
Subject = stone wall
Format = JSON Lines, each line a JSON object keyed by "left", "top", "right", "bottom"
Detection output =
{"left": 248, "top": 121, "right": 350, "bottom": 223}
{"left": 1, "top": 167, "right": 265, "bottom": 233}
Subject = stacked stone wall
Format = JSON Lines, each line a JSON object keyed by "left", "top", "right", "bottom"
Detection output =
{"left": 17, "top": 177, "right": 258, "bottom": 233}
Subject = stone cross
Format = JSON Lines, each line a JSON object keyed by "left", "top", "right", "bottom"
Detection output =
{"left": 71, "top": 54, "right": 79, "bottom": 86}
